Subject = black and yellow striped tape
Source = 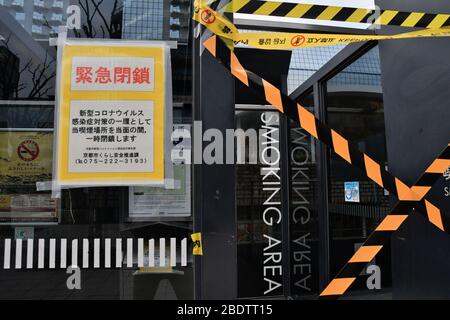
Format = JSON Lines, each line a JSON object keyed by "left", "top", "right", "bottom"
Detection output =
{"left": 195, "top": 0, "right": 450, "bottom": 298}
{"left": 220, "top": 0, "right": 450, "bottom": 29}
{"left": 320, "top": 144, "right": 450, "bottom": 298}
{"left": 191, "top": 232, "right": 203, "bottom": 256}
{"left": 194, "top": 1, "right": 450, "bottom": 51}
{"left": 201, "top": 34, "right": 450, "bottom": 298}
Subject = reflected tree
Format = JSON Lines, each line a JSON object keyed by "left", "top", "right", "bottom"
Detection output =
{"left": 22, "top": 53, "right": 56, "bottom": 100}
{"left": 0, "top": 35, "right": 20, "bottom": 100}
{"left": 0, "top": 35, "right": 56, "bottom": 100}
{"left": 74, "top": 0, "right": 122, "bottom": 38}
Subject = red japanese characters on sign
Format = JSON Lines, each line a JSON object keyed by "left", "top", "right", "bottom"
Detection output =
{"left": 75, "top": 66, "right": 151, "bottom": 85}
{"left": 71, "top": 57, "right": 155, "bottom": 92}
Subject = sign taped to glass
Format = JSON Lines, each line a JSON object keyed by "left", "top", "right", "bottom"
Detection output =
{"left": 54, "top": 39, "right": 173, "bottom": 188}
{"left": 0, "top": 131, "right": 57, "bottom": 223}
{"left": 129, "top": 124, "right": 191, "bottom": 219}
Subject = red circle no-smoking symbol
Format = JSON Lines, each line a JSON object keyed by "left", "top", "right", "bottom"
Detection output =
{"left": 201, "top": 9, "right": 216, "bottom": 24}
{"left": 17, "top": 140, "right": 40, "bottom": 162}
{"left": 291, "top": 35, "right": 306, "bottom": 47}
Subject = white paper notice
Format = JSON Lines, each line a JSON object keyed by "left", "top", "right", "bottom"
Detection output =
{"left": 68, "top": 100, "right": 154, "bottom": 173}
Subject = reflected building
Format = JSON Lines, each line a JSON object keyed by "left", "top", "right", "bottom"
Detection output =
{"left": 0, "top": 46, "right": 19, "bottom": 99}
{"left": 288, "top": 45, "right": 381, "bottom": 93}
{"left": 0, "top": 0, "right": 69, "bottom": 39}
{"left": 122, "top": 0, "right": 190, "bottom": 43}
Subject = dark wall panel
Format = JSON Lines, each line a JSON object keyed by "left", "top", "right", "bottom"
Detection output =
{"left": 376, "top": 0, "right": 450, "bottom": 299}
{"left": 234, "top": 48, "right": 291, "bottom": 105}
{"left": 193, "top": 41, "right": 237, "bottom": 299}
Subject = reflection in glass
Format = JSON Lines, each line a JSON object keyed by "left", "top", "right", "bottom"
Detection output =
{"left": 0, "top": 0, "right": 194, "bottom": 300}
{"left": 288, "top": 93, "right": 320, "bottom": 299}
{"left": 288, "top": 45, "right": 346, "bottom": 94}
{"left": 236, "top": 110, "right": 283, "bottom": 298}
{"left": 326, "top": 46, "right": 391, "bottom": 297}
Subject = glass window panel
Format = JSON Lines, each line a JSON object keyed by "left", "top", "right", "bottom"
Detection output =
{"left": 325, "top": 46, "right": 391, "bottom": 298}
{"left": 288, "top": 92, "right": 321, "bottom": 299}
{"left": 235, "top": 110, "right": 284, "bottom": 298}
{"left": 0, "top": 0, "right": 194, "bottom": 300}
{"left": 288, "top": 45, "right": 347, "bottom": 94}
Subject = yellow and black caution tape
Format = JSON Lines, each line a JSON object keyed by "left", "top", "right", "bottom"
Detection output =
{"left": 320, "top": 145, "right": 450, "bottom": 298}
{"left": 229, "top": 28, "right": 450, "bottom": 50}
{"left": 193, "top": 0, "right": 450, "bottom": 299}
{"left": 194, "top": 1, "right": 450, "bottom": 50}
{"left": 191, "top": 232, "right": 203, "bottom": 256}
{"left": 202, "top": 34, "right": 450, "bottom": 299}
{"left": 219, "top": 0, "right": 450, "bottom": 29}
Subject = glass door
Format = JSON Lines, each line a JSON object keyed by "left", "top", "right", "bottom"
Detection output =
{"left": 325, "top": 46, "right": 392, "bottom": 298}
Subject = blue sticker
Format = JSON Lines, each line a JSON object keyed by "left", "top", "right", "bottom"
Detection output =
{"left": 344, "top": 181, "right": 360, "bottom": 203}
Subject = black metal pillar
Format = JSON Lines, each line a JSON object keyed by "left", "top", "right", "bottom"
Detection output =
{"left": 192, "top": 25, "right": 237, "bottom": 299}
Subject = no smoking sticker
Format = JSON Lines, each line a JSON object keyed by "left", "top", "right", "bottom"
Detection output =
{"left": 201, "top": 9, "right": 216, "bottom": 24}
{"left": 291, "top": 35, "right": 306, "bottom": 47}
{"left": 17, "top": 140, "right": 40, "bottom": 162}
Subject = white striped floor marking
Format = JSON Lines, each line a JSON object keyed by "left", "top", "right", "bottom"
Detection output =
{"left": 181, "top": 238, "right": 187, "bottom": 267}
{"left": 94, "top": 239, "right": 100, "bottom": 269}
{"left": 170, "top": 238, "right": 176, "bottom": 267}
{"left": 1, "top": 238, "right": 189, "bottom": 270}
{"left": 105, "top": 238, "right": 111, "bottom": 268}
{"left": 71, "top": 239, "right": 78, "bottom": 268}
{"left": 83, "top": 239, "right": 89, "bottom": 268}
{"left": 27, "top": 239, "right": 33, "bottom": 269}
{"left": 38, "top": 239, "right": 45, "bottom": 269}
{"left": 138, "top": 238, "right": 144, "bottom": 268}
{"left": 60, "top": 239, "right": 67, "bottom": 269}
{"left": 127, "top": 238, "right": 133, "bottom": 268}
{"left": 49, "top": 239, "right": 56, "bottom": 269}
{"left": 159, "top": 238, "right": 165, "bottom": 267}
{"left": 15, "top": 239, "right": 22, "bottom": 269}
{"left": 148, "top": 239, "right": 155, "bottom": 267}
{"left": 116, "top": 239, "right": 122, "bottom": 268}
{"left": 3, "top": 239, "right": 10, "bottom": 269}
